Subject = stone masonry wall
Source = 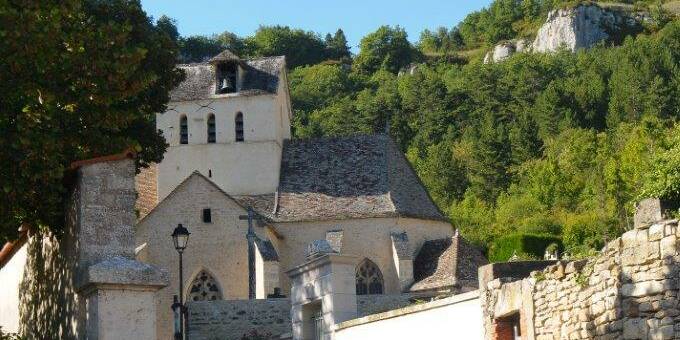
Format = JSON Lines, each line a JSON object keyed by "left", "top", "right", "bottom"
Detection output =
{"left": 483, "top": 218, "right": 680, "bottom": 340}
{"left": 187, "top": 299, "right": 291, "bottom": 340}
{"left": 134, "top": 163, "right": 158, "bottom": 219}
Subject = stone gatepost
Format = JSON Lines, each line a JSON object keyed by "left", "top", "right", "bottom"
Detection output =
{"left": 71, "top": 156, "right": 168, "bottom": 339}
{"left": 287, "top": 240, "right": 358, "bottom": 340}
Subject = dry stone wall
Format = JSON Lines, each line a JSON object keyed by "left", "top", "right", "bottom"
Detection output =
{"left": 483, "top": 218, "right": 680, "bottom": 340}
{"left": 187, "top": 299, "right": 291, "bottom": 340}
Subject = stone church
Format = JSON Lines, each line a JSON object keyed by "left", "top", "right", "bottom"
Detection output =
{"left": 137, "top": 50, "right": 491, "bottom": 339}
{"left": 129, "top": 50, "right": 488, "bottom": 338}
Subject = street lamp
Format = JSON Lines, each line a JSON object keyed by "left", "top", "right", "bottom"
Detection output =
{"left": 171, "top": 224, "right": 190, "bottom": 340}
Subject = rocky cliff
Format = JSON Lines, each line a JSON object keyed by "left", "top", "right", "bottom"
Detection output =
{"left": 532, "top": 3, "right": 640, "bottom": 52}
{"left": 484, "top": 3, "right": 643, "bottom": 63}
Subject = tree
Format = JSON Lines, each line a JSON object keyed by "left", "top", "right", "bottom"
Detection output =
{"left": 354, "top": 25, "right": 416, "bottom": 74}
{"left": 325, "top": 29, "right": 351, "bottom": 61}
{"left": 0, "top": 0, "right": 183, "bottom": 242}
{"left": 418, "top": 27, "right": 463, "bottom": 55}
{"left": 466, "top": 111, "right": 512, "bottom": 202}
{"left": 156, "top": 15, "right": 180, "bottom": 42}
{"left": 642, "top": 123, "right": 680, "bottom": 202}
{"left": 179, "top": 35, "right": 225, "bottom": 62}
{"left": 245, "top": 25, "right": 327, "bottom": 68}
{"left": 288, "top": 63, "right": 356, "bottom": 137}
{"left": 215, "top": 31, "right": 247, "bottom": 56}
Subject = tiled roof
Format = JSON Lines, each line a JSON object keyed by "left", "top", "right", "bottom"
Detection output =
{"left": 170, "top": 54, "right": 285, "bottom": 102}
{"left": 410, "top": 234, "right": 488, "bottom": 292}
{"left": 235, "top": 134, "right": 447, "bottom": 223}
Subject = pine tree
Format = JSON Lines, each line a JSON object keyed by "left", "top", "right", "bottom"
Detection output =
{"left": 325, "top": 29, "right": 351, "bottom": 61}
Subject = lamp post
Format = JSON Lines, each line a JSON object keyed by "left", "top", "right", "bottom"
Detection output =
{"left": 172, "top": 224, "right": 190, "bottom": 340}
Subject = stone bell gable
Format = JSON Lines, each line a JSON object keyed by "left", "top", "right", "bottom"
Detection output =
{"left": 170, "top": 52, "right": 286, "bottom": 102}
{"left": 151, "top": 50, "right": 292, "bottom": 203}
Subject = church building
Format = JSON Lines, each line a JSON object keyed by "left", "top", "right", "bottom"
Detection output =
{"left": 133, "top": 50, "right": 488, "bottom": 339}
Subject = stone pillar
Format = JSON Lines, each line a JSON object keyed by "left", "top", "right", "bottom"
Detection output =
{"left": 390, "top": 232, "right": 413, "bottom": 291}
{"left": 71, "top": 157, "right": 168, "bottom": 340}
{"left": 287, "top": 240, "right": 358, "bottom": 340}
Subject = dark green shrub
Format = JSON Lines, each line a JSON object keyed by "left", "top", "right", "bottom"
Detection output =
{"left": 489, "top": 233, "right": 563, "bottom": 262}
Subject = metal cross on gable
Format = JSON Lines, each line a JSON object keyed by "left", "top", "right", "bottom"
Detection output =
{"left": 238, "top": 207, "right": 265, "bottom": 299}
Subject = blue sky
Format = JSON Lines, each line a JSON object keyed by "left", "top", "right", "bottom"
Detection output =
{"left": 140, "top": 0, "right": 493, "bottom": 51}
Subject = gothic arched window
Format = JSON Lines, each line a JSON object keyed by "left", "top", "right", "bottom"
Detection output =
{"left": 188, "top": 270, "right": 222, "bottom": 301}
{"left": 179, "top": 115, "right": 188, "bottom": 145}
{"left": 356, "top": 259, "right": 383, "bottom": 295}
{"left": 207, "top": 114, "right": 216, "bottom": 143}
{"left": 235, "top": 112, "right": 244, "bottom": 142}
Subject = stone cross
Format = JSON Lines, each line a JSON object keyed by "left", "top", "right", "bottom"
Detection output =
{"left": 239, "top": 207, "right": 264, "bottom": 299}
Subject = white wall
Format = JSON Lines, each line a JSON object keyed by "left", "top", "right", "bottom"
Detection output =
{"left": 158, "top": 141, "right": 282, "bottom": 198}
{"left": 334, "top": 291, "right": 483, "bottom": 340}
{"left": 0, "top": 244, "right": 27, "bottom": 333}
{"left": 156, "top": 93, "right": 290, "bottom": 198}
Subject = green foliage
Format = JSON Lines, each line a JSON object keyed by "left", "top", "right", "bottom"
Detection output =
{"left": 180, "top": 35, "right": 226, "bottom": 62}
{"left": 325, "top": 29, "right": 352, "bottom": 62}
{"left": 574, "top": 272, "right": 589, "bottom": 287}
{"left": 243, "top": 26, "right": 327, "bottom": 68}
{"left": 0, "top": 0, "right": 182, "bottom": 242}
{"left": 354, "top": 26, "right": 417, "bottom": 74}
{"left": 489, "top": 233, "right": 563, "bottom": 262}
{"left": 534, "top": 271, "right": 547, "bottom": 282}
{"left": 641, "top": 123, "right": 680, "bottom": 202}
{"left": 418, "top": 27, "right": 463, "bottom": 55}
{"left": 449, "top": 191, "right": 496, "bottom": 248}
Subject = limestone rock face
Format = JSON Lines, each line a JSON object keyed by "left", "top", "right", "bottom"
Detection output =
{"left": 484, "top": 4, "right": 643, "bottom": 64}
{"left": 532, "top": 4, "right": 637, "bottom": 53}
{"left": 483, "top": 39, "right": 530, "bottom": 63}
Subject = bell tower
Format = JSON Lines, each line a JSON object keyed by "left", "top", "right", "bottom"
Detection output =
{"left": 153, "top": 51, "right": 291, "bottom": 201}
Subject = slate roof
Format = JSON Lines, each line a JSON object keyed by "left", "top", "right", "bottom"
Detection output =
{"left": 170, "top": 52, "right": 285, "bottom": 102}
{"left": 255, "top": 237, "right": 279, "bottom": 261}
{"left": 209, "top": 50, "right": 241, "bottom": 64}
{"left": 410, "top": 234, "right": 489, "bottom": 292}
{"left": 234, "top": 134, "right": 447, "bottom": 223}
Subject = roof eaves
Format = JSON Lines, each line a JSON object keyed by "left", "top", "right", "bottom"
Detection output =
{"left": 69, "top": 149, "right": 136, "bottom": 170}
{"left": 0, "top": 225, "right": 29, "bottom": 269}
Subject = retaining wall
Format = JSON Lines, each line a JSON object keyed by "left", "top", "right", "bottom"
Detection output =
{"left": 187, "top": 299, "right": 291, "bottom": 340}
{"left": 483, "top": 218, "right": 680, "bottom": 339}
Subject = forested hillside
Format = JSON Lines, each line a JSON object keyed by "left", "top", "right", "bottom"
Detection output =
{"left": 161, "top": 0, "right": 680, "bottom": 260}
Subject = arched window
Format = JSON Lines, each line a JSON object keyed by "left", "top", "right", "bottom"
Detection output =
{"left": 179, "top": 115, "right": 188, "bottom": 145}
{"left": 235, "top": 112, "right": 244, "bottom": 142}
{"left": 188, "top": 270, "right": 222, "bottom": 301}
{"left": 207, "top": 114, "right": 216, "bottom": 143}
{"left": 356, "top": 259, "right": 383, "bottom": 295}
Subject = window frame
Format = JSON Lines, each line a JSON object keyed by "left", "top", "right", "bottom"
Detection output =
{"left": 202, "top": 208, "right": 212, "bottom": 223}
{"left": 207, "top": 113, "right": 216, "bottom": 143}
{"left": 235, "top": 112, "right": 244, "bottom": 142}
{"left": 179, "top": 115, "right": 188, "bottom": 145}
{"left": 355, "top": 258, "right": 384, "bottom": 295}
